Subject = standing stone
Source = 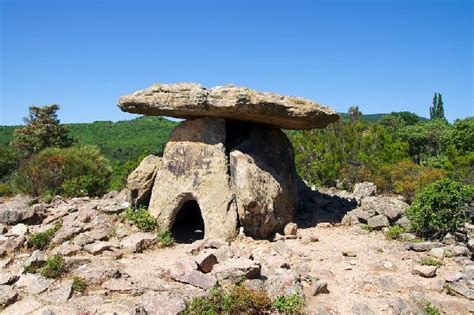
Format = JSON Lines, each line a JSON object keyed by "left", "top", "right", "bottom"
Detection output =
{"left": 230, "top": 124, "right": 298, "bottom": 239}
{"left": 148, "top": 118, "right": 238, "bottom": 241}
{"left": 127, "top": 155, "right": 162, "bottom": 206}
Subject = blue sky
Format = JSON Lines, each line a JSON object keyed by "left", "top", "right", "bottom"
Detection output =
{"left": 1, "top": 0, "right": 472, "bottom": 125}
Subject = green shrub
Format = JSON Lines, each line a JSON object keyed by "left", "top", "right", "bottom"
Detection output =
{"left": 272, "top": 292, "right": 305, "bottom": 314}
{"left": 423, "top": 302, "right": 441, "bottom": 315}
{"left": 420, "top": 257, "right": 443, "bottom": 267}
{"left": 13, "top": 145, "right": 111, "bottom": 197}
{"left": 27, "top": 223, "right": 62, "bottom": 250}
{"left": 157, "top": 229, "right": 174, "bottom": 247}
{"left": 40, "top": 255, "right": 65, "bottom": 279}
{"left": 72, "top": 276, "right": 87, "bottom": 293}
{"left": 182, "top": 285, "right": 272, "bottom": 314}
{"left": 385, "top": 225, "right": 406, "bottom": 240}
{"left": 0, "top": 182, "right": 14, "bottom": 197}
{"left": 406, "top": 179, "right": 474, "bottom": 238}
{"left": 121, "top": 206, "right": 158, "bottom": 232}
{"left": 0, "top": 146, "right": 19, "bottom": 181}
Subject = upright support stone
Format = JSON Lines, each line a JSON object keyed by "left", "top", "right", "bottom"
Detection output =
{"left": 148, "top": 118, "right": 238, "bottom": 241}
{"left": 230, "top": 124, "right": 298, "bottom": 239}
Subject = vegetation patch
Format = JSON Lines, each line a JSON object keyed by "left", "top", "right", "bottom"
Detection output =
{"left": 384, "top": 225, "right": 406, "bottom": 240}
{"left": 157, "top": 229, "right": 174, "bottom": 247}
{"left": 182, "top": 285, "right": 304, "bottom": 315}
{"left": 423, "top": 302, "right": 441, "bottom": 315}
{"left": 72, "top": 276, "right": 87, "bottom": 293}
{"left": 272, "top": 292, "right": 305, "bottom": 314}
{"left": 406, "top": 178, "right": 473, "bottom": 238}
{"left": 27, "top": 223, "right": 62, "bottom": 250}
{"left": 40, "top": 255, "right": 65, "bottom": 279}
{"left": 121, "top": 206, "right": 158, "bottom": 232}
{"left": 419, "top": 257, "right": 443, "bottom": 267}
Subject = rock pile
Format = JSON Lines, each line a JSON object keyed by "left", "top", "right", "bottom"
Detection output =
{"left": 118, "top": 83, "right": 339, "bottom": 240}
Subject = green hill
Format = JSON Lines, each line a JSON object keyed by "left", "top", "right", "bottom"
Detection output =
{"left": 0, "top": 116, "right": 177, "bottom": 162}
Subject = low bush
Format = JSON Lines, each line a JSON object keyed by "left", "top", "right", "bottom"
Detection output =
{"left": 406, "top": 179, "right": 474, "bottom": 238}
{"left": 40, "top": 255, "right": 65, "bottom": 279}
{"left": 0, "top": 182, "right": 14, "bottom": 197}
{"left": 420, "top": 257, "right": 443, "bottom": 267}
{"left": 385, "top": 225, "right": 406, "bottom": 240}
{"left": 13, "top": 145, "right": 111, "bottom": 198}
{"left": 27, "top": 223, "right": 62, "bottom": 250}
{"left": 423, "top": 302, "right": 441, "bottom": 315}
{"left": 182, "top": 285, "right": 272, "bottom": 314}
{"left": 182, "top": 285, "right": 305, "bottom": 314}
{"left": 157, "top": 229, "right": 174, "bottom": 247}
{"left": 272, "top": 292, "right": 305, "bottom": 314}
{"left": 72, "top": 276, "right": 87, "bottom": 293}
{"left": 121, "top": 206, "right": 158, "bottom": 232}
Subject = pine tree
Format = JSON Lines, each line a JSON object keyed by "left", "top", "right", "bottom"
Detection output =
{"left": 11, "top": 105, "right": 75, "bottom": 156}
{"left": 429, "top": 92, "right": 446, "bottom": 121}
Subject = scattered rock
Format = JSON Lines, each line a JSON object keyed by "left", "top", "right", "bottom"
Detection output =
{"left": 0, "top": 273, "right": 18, "bottom": 285}
{"left": 102, "top": 278, "right": 135, "bottom": 292}
{"left": 311, "top": 279, "right": 329, "bottom": 295}
{"left": 24, "top": 250, "right": 46, "bottom": 269}
{"left": 194, "top": 251, "right": 218, "bottom": 274}
{"left": 412, "top": 265, "right": 437, "bottom": 278}
{"left": 0, "top": 285, "right": 18, "bottom": 309}
{"left": 83, "top": 241, "right": 118, "bottom": 255}
{"left": 40, "top": 279, "right": 73, "bottom": 304}
{"left": 51, "top": 243, "right": 82, "bottom": 256}
{"left": 449, "top": 245, "right": 470, "bottom": 257}
{"left": 352, "top": 182, "right": 377, "bottom": 201}
{"left": 342, "top": 251, "right": 357, "bottom": 258}
{"left": 407, "top": 241, "right": 443, "bottom": 252}
{"left": 120, "top": 232, "right": 156, "bottom": 253}
{"left": 428, "top": 247, "right": 445, "bottom": 259}
{"left": 0, "top": 196, "right": 35, "bottom": 225}
{"left": 15, "top": 274, "right": 53, "bottom": 294}
{"left": 283, "top": 222, "right": 298, "bottom": 236}
{"left": 173, "top": 270, "right": 217, "bottom": 290}
{"left": 10, "top": 224, "right": 28, "bottom": 237}
{"left": 265, "top": 269, "right": 303, "bottom": 300}
{"left": 212, "top": 258, "right": 261, "bottom": 282}
{"left": 367, "top": 214, "right": 389, "bottom": 230}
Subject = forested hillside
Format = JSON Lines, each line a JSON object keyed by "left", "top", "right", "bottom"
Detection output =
{"left": 0, "top": 116, "right": 177, "bottom": 162}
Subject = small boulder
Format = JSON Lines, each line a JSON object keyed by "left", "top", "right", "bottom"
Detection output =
{"left": 83, "top": 241, "right": 118, "bottom": 255}
{"left": 407, "top": 241, "right": 443, "bottom": 252}
{"left": 412, "top": 265, "right": 437, "bottom": 278}
{"left": 194, "top": 251, "right": 218, "bottom": 274}
{"left": 283, "top": 223, "right": 298, "bottom": 236}
{"left": 24, "top": 250, "right": 46, "bottom": 269}
{"left": 120, "top": 232, "right": 156, "bottom": 253}
{"left": 311, "top": 280, "right": 329, "bottom": 295}
{"left": 173, "top": 270, "right": 217, "bottom": 290}
{"left": 352, "top": 182, "right": 377, "bottom": 201}
{"left": 0, "top": 285, "right": 18, "bottom": 309}
{"left": 212, "top": 258, "right": 261, "bottom": 283}
{"left": 10, "top": 224, "right": 28, "bottom": 237}
{"left": 367, "top": 214, "right": 389, "bottom": 230}
{"left": 428, "top": 247, "right": 445, "bottom": 259}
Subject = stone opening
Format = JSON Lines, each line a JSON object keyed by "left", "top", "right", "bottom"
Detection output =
{"left": 171, "top": 200, "right": 205, "bottom": 243}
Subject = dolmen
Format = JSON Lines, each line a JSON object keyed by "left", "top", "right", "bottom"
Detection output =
{"left": 118, "top": 83, "right": 339, "bottom": 241}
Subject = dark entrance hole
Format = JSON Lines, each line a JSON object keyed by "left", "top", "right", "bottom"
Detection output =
{"left": 172, "top": 200, "right": 205, "bottom": 244}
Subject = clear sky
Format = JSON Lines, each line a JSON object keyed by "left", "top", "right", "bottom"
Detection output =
{"left": 1, "top": 0, "right": 472, "bottom": 125}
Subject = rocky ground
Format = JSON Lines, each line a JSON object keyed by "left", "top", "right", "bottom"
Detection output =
{"left": 0, "top": 188, "right": 473, "bottom": 314}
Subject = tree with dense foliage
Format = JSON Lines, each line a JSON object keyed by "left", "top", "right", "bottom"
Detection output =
{"left": 11, "top": 105, "right": 74, "bottom": 156}
{"left": 430, "top": 92, "right": 445, "bottom": 121}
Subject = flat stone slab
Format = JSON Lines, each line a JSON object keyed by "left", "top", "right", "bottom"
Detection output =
{"left": 118, "top": 83, "right": 339, "bottom": 129}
